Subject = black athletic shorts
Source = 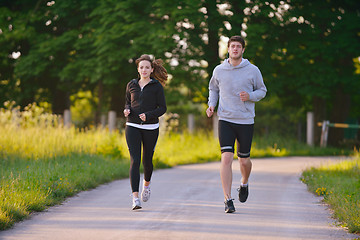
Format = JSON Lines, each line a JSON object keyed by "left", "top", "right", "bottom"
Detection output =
{"left": 218, "top": 120, "right": 254, "bottom": 158}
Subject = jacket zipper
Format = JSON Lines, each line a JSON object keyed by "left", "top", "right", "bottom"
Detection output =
{"left": 135, "top": 79, "right": 156, "bottom": 124}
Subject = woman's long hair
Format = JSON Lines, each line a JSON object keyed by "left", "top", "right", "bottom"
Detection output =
{"left": 135, "top": 54, "right": 168, "bottom": 86}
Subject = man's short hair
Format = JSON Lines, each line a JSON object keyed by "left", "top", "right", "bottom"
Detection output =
{"left": 228, "top": 35, "right": 245, "bottom": 49}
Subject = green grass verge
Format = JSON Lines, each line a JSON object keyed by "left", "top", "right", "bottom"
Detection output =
{"left": 0, "top": 153, "right": 129, "bottom": 230}
{"left": 301, "top": 157, "right": 360, "bottom": 233}
{"left": 251, "top": 134, "right": 353, "bottom": 157}
{"left": 155, "top": 132, "right": 352, "bottom": 165}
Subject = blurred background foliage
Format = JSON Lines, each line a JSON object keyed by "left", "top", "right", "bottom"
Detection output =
{"left": 0, "top": 0, "right": 359, "bottom": 147}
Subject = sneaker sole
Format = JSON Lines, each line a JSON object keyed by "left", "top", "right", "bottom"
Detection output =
{"left": 142, "top": 198, "right": 149, "bottom": 202}
{"left": 132, "top": 205, "right": 142, "bottom": 210}
{"left": 239, "top": 194, "right": 248, "bottom": 203}
{"left": 141, "top": 194, "right": 150, "bottom": 202}
{"left": 225, "top": 209, "right": 235, "bottom": 213}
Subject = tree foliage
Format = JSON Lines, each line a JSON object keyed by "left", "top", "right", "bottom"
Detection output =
{"left": 1, "top": 0, "right": 359, "bottom": 145}
{"left": 244, "top": 0, "right": 360, "bottom": 144}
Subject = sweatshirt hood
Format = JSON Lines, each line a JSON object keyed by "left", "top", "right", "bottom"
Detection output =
{"left": 220, "top": 58, "right": 250, "bottom": 70}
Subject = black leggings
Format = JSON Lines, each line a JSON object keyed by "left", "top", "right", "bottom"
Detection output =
{"left": 125, "top": 125, "right": 159, "bottom": 193}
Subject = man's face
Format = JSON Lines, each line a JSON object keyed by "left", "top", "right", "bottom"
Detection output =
{"left": 228, "top": 41, "right": 244, "bottom": 60}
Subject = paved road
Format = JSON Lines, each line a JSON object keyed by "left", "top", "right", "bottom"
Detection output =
{"left": 1, "top": 157, "right": 359, "bottom": 240}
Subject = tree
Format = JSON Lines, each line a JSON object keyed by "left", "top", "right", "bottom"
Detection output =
{"left": 2, "top": 0, "right": 359, "bottom": 142}
{"left": 64, "top": 0, "right": 178, "bottom": 122}
{"left": 152, "top": 0, "right": 231, "bottom": 110}
{"left": 0, "top": 1, "right": 40, "bottom": 106}
{"left": 244, "top": 0, "right": 360, "bottom": 145}
{"left": 0, "top": 0, "right": 99, "bottom": 114}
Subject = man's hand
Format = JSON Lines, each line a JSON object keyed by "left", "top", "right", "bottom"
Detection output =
{"left": 240, "top": 91, "right": 249, "bottom": 101}
{"left": 206, "top": 106, "right": 214, "bottom": 117}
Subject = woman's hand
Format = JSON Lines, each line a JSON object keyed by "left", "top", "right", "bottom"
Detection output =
{"left": 139, "top": 113, "right": 146, "bottom": 121}
{"left": 124, "top": 109, "right": 130, "bottom": 117}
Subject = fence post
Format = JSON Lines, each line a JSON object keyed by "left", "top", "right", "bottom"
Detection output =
{"left": 11, "top": 108, "right": 20, "bottom": 127}
{"left": 108, "top": 111, "right": 116, "bottom": 132}
{"left": 213, "top": 113, "right": 219, "bottom": 138}
{"left": 159, "top": 115, "right": 166, "bottom": 135}
{"left": 187, "top": 114, "right": 195, "bottom": 133}
{"left": 100, "top": 114, "right": 106, "bottom": 128}
{"left": 306, "top": 112, "right": 314, "bottom": 146}
{"left": 320, "top": 120, "right": 330, "bottom": 147}
{"left": 64, "top": 109, "right": 71, "bottom": 128}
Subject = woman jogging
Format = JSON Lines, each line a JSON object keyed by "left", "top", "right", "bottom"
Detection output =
{"left": 124, "top": 54, "right": 167, "bottom": 210}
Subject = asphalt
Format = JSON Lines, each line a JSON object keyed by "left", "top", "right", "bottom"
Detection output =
{"left": 0, "top": 156, "right": 359, "bottom": 240}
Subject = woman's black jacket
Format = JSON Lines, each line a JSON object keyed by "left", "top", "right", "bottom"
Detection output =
{"left": 125, "top": 78, "right": 166, "bottom": 124}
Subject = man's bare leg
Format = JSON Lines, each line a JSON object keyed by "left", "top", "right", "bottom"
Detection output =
{"left": 239, "top": 157, "right": 252, "bottom": 184}
{"left": 221, "top": 152, "right": 234, "bottom": 200}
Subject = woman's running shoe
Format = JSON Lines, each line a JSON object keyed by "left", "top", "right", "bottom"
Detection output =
{"left": 132, "top": 197, "right": 142, "bottom": 210}
{"left": 141, "top": 185, "right": 151, "bottom": 202}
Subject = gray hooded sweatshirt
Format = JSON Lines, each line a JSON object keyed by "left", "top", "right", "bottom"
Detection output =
{"left": 208, "top": 58, "right": 267, "bottom": 124}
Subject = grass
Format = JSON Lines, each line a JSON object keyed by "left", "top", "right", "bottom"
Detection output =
{"left": 154, "top": 131, "right": 220, "bottom": 166}
{"left": 0, "top": 102, "right": 131, "bottom": 230}
{"left": 301, "top": 157, "right": 360, "bottom": 233}
{"left": 0, "top": 153, "right": 129, "bottom": 230}
{"left": 251, "top": 133, "right": 353, "bottom": 157}
{"left": 0, "top": 102, "right": 358, "bottom": 231}
{"left": 155, "top": 132, "right": 352, "bottom": 166}
{"left": 0, "top": 122, "right": 130, "bottom": 230}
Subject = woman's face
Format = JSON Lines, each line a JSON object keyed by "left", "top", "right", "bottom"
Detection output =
{"left": 138, "top": 60, "right": 153, "bottom": 79}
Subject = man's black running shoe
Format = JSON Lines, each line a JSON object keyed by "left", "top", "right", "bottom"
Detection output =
{"left": 238, "top": 185, "right": 249, "bottom": 203}
{"left": 224, "top": 199, "right": 235, "bottom": 213}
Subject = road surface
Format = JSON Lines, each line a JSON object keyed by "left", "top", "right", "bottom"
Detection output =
{"left": 0, "top": 156, "right": 359, "bottom": 240}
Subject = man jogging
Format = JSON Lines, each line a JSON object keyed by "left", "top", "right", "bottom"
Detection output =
{"left": 206, "top": 35, "right": 267, "bottom": 213}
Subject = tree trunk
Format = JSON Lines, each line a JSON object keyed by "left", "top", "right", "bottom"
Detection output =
{"left": 328, "top": 87, "right": 351, "bottom": 146}
{"left": 52, "top": 88, "right": 70, "bottom": 115}
{"left": 20, "top": 96, "right": 35, "bottom": 110}
{"left": 110, "top": 82, "right": 126, "bottom": 115}
{"left": 204, "top": 0, "right": 220, "bottom": 74}
{"left": 19, "top": 80, "right": 35, "bottom": 109}
{"left": 94, "top": 80, "right": 103, "bottom": 125}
